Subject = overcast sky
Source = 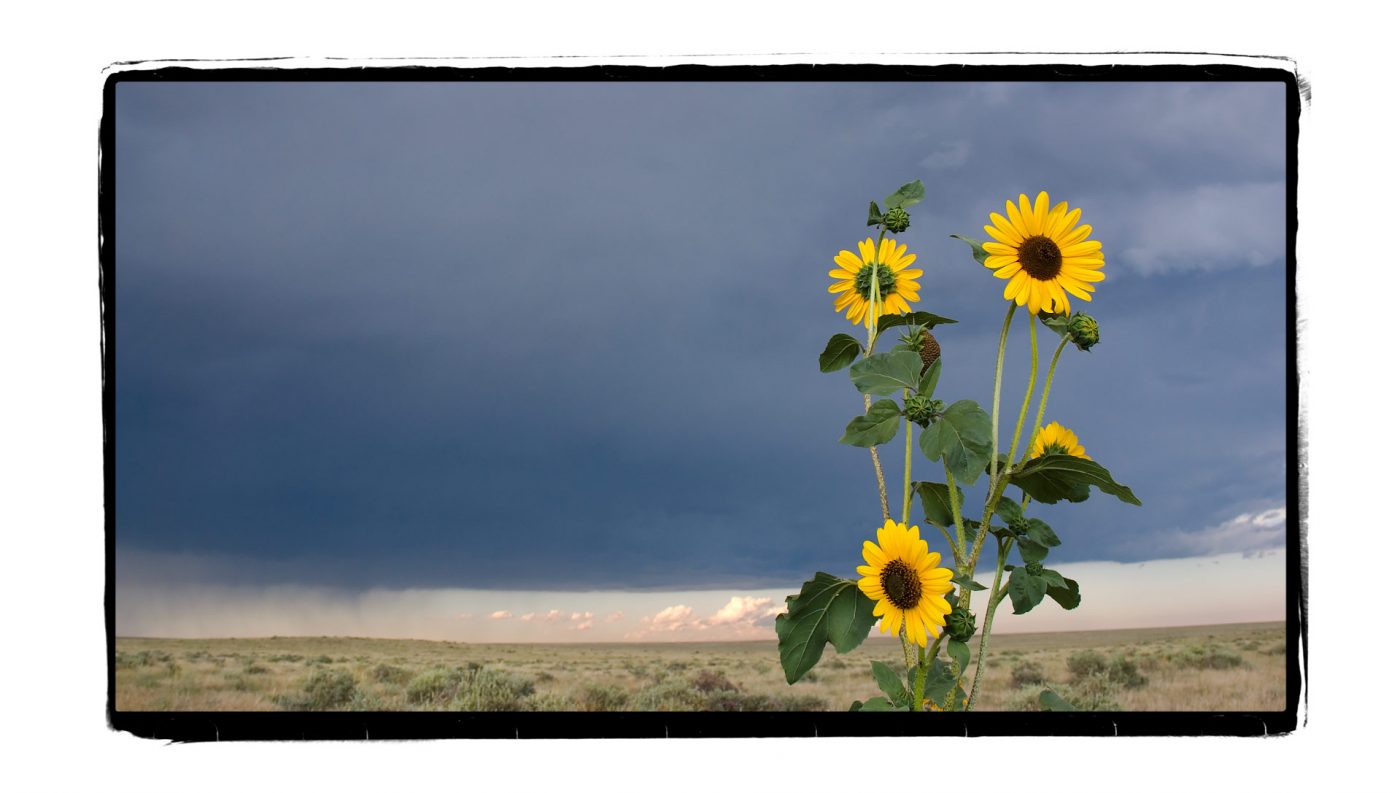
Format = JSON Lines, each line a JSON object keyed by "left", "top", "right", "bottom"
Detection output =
{"left": 114, "top": 78, "right": 1287, "bottom": 635}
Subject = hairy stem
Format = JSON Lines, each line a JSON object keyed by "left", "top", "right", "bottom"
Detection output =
{"left": 901, "top": 402, "right": 913, "bottom": 524}
{"left": 945, "top": 461, "right": 967, "bottom": 559}
{"left": 863, "top": 228, "right": 891, "bottom": 520}
{"left": 987, "top": 304, "right": 1016, "bottom": 487}
{"left": 1005, "top": 309, "right": 1039, "bottom": 464}
{"left": 966, "top": 538, "right": 1012, "bottom": 711}
{"left": 1021, "top": 335, "right": 1070, "bottom": 466}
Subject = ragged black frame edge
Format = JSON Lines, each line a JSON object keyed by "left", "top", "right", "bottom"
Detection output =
{"left": 101, "top": 60, "right": 1304, "bottom": 741}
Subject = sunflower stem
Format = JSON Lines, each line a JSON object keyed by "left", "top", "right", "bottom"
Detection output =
{"left": 933, "top": 523, "right": 960, "bottom": 567}
{"left": 1020, "top": 335, "right": 1070, "bottom": 466}
{"left": 945, "top": 461, "right": 967, "bottom": 559}
{"left": 900, "top": 402, "right": 913, "bottom": 525}
{"left": 966, "top": 537, "right": 1012, "bottom": 711}
{"left": 1005, "top": 309, "right": 1039, "bottom": 465}
{"left": 987, "top": 304, "right": 1015, "bottom": 487}
{"left": 863, "top": 227, "right": 891, "bottom": 520}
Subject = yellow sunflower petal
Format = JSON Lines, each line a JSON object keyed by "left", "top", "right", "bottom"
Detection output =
{"left": 1014, "top": 276, "right": 1033, "bottom": 305}
{"left": 857, "top": 238, "right": 875, "bottom": 263}
{"left": 834, "top": 250, "right": 863, "bottom": 272}
{"left": 1058, "top": 223, "right": 1092, "bottom": 247}
{"left": 989, "top": 212, "right": 1024, "bottom": 244}
{"left": 900, "top": 268, "right": 924, "bottom": 280}
{"left": 1004, "top": 271, "right": 1028, "bottom": 300}
{"left": 1005, "top": 200, "right": 1030, "bottom": 238}
{"left": 1050, "top": 209, "right": 1083, "bottom": 243}
{"left": 1060, "top": 240, "right": 1102, "bottom": 258}
{"left": 984, "top": 242, "right": 1018, "bottom": 256}
{"left": 985, "top": 224, "right": 1019, "bottom": 247}
{"left": 1032, "top": 191, "right": 1050, "bottom": 234}
{"left": 828, "top": 281, "right": 854, "bottom": 294}
{"left": 1019, "top": 194, "right": 1037, "bottom": 235}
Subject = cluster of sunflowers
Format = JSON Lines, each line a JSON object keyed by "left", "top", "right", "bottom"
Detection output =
{"left": 776, "top": 181, "right": 1139, "bottom": 713}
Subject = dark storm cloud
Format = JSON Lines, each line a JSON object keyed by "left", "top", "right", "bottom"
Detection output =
{"left": 115, "top": 80, "right": 1287, "bottom": 589}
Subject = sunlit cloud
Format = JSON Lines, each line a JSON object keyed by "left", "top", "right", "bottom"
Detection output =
{"left": 488, "top": 610, "right": 512, "bottom": 620}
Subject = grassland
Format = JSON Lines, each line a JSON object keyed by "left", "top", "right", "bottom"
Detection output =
{"left": 114, "top": 621, "right": 1286, "bottom": 712}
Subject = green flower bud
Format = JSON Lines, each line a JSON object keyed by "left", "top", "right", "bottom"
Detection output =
{"left": 1008, "top": 516, "right": 1030, "bottom": 536}
{"left": 947, "top": 607, "right": 977, "bottom": 643}
{"left": 882, "top": 207, "right": 911, "bottom": 233}
{"left": 1024, "top": 562, "right": 1044, "bottom": 577}
{"left": 905, "top": 394, "right": 936, "bottom": 427}
{"left": 1067, "top": 312, "right": 1100, "bottom": 352}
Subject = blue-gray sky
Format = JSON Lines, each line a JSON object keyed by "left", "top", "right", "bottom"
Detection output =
{"left": 115, "top": 80, "right": 1287, "bottom": 595}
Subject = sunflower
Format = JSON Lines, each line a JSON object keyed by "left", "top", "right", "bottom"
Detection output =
{"left": 828, "top": 237, "right": 923, "bottom": 327}
{"left": 981, "top": 191, "right": 1105, "bottom": 315}
{"left": 856, "top": 519, "right": 954, "bottom": 647}
{"left": 1029, "top": 421, "right": 1091, "bottom": 460}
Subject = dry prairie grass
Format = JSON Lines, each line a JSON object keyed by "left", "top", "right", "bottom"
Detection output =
{"left": 114, "top": 621, "right": 1285, "bottom": 712}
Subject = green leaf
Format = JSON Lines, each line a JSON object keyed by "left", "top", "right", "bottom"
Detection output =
{"left": 1045, "top": 577, "right": 1081, "bottom": 610}
{"left": 917, "top": 358, "right": 942, "bottom": 398}
{"left": 875, "top": 311, "right": 958, "bottom": 339}
{"left": 1037, "top": 568, "right": 1068, "bottom": 589}
{"left": 912, "top": 481, "right": 963, "bottom": 528}
{"left": 1039, "top": 689, "right": 1076, "bottom": 711}
{"left": 1010, "top": 454, "right": 1143, "bottom": 506}
{"left": 1038, "top": 312, "right": 1071, "bottom": 338}
{"left": 855, "top": 696, "right": 894, "bottom": 712}
{"left": 819, "top": 334, "right": 862, "bottom": 373}
{"left": 993, "top": 496, "right": 1023, "bottom": 524}
{"left": 775, "top": 573, "right": 879, "bottom": 684}
{"left": 919, "top": 400, "right": 994, "bottom": 485}
{"left": 1016, "top": 537, "right": 1049, "bottom": 564}
{"left": 871, "top": 661, "right": 913, "bottom": 708}
{"left": 950, "top": 234, "right": 990, "bottom": 267}
{"left": 884, "top": 180, "right": 925, "bottom": 210}
{"left": 1025, "top": 518, "right": 1061, "bottom": 547}
{"left": 849, "top": 350, "right": 924, "bottom": 396}
{"left": 947, "top": 639, "right": 970, "bottom": 673}
{"left": 951, "top": 572, "right": 987, "bottom": 591}
{"left": 1007, "top": 567, "right": 1049, "bottom": 615}
{"left": 867, "top": 201, "right": 883, "bottom": 227}
{"left": 923, "top": 665, "right": 957, "bottom": 703}
{"left": 839, "top": 399, "right": 904, "bottom": 447}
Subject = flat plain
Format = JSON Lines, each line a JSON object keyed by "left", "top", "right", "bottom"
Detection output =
{"left": 114, "top": 620, "right": 1286, "bottom": 712}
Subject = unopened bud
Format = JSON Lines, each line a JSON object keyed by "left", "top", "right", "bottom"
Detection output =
{"left": 883, "top": 207, "right": 911, "bottom": 233}
{"left": 1067, "top": 312, "right": 1100, "bottom": 352}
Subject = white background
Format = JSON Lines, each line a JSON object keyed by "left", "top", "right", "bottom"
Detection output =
{"left": 0, "top": 2, "right": 1381, "bottom": 790}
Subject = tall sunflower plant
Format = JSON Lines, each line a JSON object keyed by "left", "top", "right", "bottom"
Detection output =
{"left": 777, "top": 182, "right": 1141, "bottom": 713}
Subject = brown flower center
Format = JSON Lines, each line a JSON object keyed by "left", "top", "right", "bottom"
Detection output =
{"left": 880, "top": 559, "right": 923, "bottom": 610}
{"left": 1018, "top": 235, "right": 1062, "bottom": 281}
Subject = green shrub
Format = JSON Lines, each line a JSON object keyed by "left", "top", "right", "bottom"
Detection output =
{"left": 692, "top": 669, "right": 737, "bottom": 693}
{"left": 287, "top": 669, "right": 359, "bottom": 710}
{"left": 1068, "top": 674, "right": 1121, "bottom": 711}
{"left": 267, "top": 654, "right": 303, "bottom": 663}
{"left": 770, "top": 694, "right": 827, "bottom": 712}
{"left": 1005, "top": 684, "right": 1049, "bottom": 712}
{"left": 629, "top": 680, "right": 704, "bottom": 711}
{"left": 524, "top": 693, "right": 575, "bottom": 711}
{"left": 370, "top": 664, "right": 413, "bottom": 685}
{"left": 452, "top": 669, "right": 535, "bottom": 711}
{"left": 1108, "top": 656, "right": 1148, "bottom": 689}
{"left": 1011, "top": 662, "right": 1046, "bottom": 687}
{"left": 1067, "top": 650, "right": 1109, "bottom": 679}
{"left": 704, "top": 691, "right": 777, "bottom": 711}
{"left": 581, "top": 684, "right": 630, "bottom": 712}
{"left": 1169, "top": 644, "right": 1245, "bottom": 670}
{"left": 243, "top": 663, "right": 271, "bottom": 675}
{"left": 406, "top": 668, "right": 465, "bottom": 706}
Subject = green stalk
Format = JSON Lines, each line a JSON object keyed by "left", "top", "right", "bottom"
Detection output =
{"left": 945, "top": 461, "right": 967, "bottom": 560}
{"left": 1005, "top": 309, "right": 1039, "bottom": 464}
{"left": 987, "top": 304, "right": 1016, "bottom": 486}
{"left": 863, "top": 228, "right": 891, "bottom": 520}
{"left": 901, "top": 399, "right": 913, "bottom": 525}
{"left": 966, "top": 538, "right": 1012, "bottom": 711}
{"left": 1021, "top": 335, "right": 1070, "bottom": 465}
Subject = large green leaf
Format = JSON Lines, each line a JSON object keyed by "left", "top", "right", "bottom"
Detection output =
{"left": 946, "top": 639, "right": 970, "bottom": 673}
{"left": 950, "top": 234, "right": 990, "bottom": 267}
{"left": 1039, "top": 689, "right": 1077, "bottom": 711}
{"left": 1007, "top": 567, "right": 1049, "bottom": 615}
{"left": 951, "top": 572, "right": 987, "bottom": 591}
{"left": 1045, "top": 576, "right": 1081, "bottom": 610}
{"left": 884, "top": 180, "right": 925, "bottom": 210}
{"left": 912, "top": 481, "right": 963, "bottom": 528}
{"left": 871, "top": 661, "right": 913, "bottom": 708}
{"left": 1016, "top": 537, "right": 1049, "bottom": 564}
{"left": 919, "top": 400, "right": 993, "bottom": 484}
{"left": 1025, "top": 518, "right": 1061, "bottom": 547}
{"left": 775, "top": 573, "right": 879, "bottom": 684}
{"left": 994, "top": 496, "right": 1023, "bottom": 524}
{"left": 839, "top": 399, "right": 903, "bottom": 447}
{"left": 854, "top": 697, "right": 901, "bottom": 712}
{"left": 850, "top": 350, "right": 924, "bottom": 396}
{"left": 867, "top": 201, "right": 883, "bottom": 227}
{"left": 917, "top": 359, "right": 942, "bottom": 398}
{"left": 819, "top": 334, "right": 862, "bottom": 373}
{"left": 1010, "top": 454, "right": 1142, "bottom": 506}
{"left": 875, "top": 311, "right": 958, "bottom": 339}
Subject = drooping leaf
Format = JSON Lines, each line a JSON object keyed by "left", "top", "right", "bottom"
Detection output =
{"left": 1007, "top": 567, "right": 1049, "bottom": 615}
{"left": 775, "top": 573, "right": 879, "bottom": 684}
{"left": 875, "top": 311, "right": 958, "bottom": 339}
{"left": 1045, "top": 576, "right": 1081, "bottom": 610}
{"left": 923, "top": 663, "right": 958, "bottom": 704}
{"left": 871, "top": 661, "right": 913, "bottom": 708}
{"left": 839, "top": 399, "right": 904, "bottom": 447}
{"left": 950, "top": 234, "right": 990, "bottom": 267}
{"left": 951, "top": 572, "right": 987, "bottom": 591}
{"left": 1016, "top": 537, "right": 1049, "bottom": 564}
{"left": 855, "top": 696, "right": 894, "bottom": 712}
{"left": 994, "top": 496, "right": 1023, "bottom": 524}
{"left": 867, "top": 200, "right": 884, "bottom": 227}
{"left": 912, "top": 481, "right": 963, "bottom": 528}
{"left": 849, "top": 350, "right": 924, "bottom": 396}
{"left": 1010, "top": 454, "right": 1142, "bottom": 506}
{"left": 916, "top": 358, "right": 942, "bottom": 398}
{"left": 1025, "top": 518, "right": 1061, "bottom": 547}
{"left": 1039, "top": 689, "right": 1077, "bottom": 711}
{"left": 884, "top": 180, "right": 925, "bottom": 210}
{"left": 1037, "top": 568, "right": 1068, "bottom": 589}
{"left": 1038, "top": 312, "right": 1071, "bottom": 338}
{"left": 946, "top": 639, "right": 971, "bottom": 673}
{"left": 819, "top": 334, "right": 862, "bottom": 373}
{"left": 919, "top": 400, "right": 994, "bottom": 484}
